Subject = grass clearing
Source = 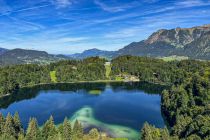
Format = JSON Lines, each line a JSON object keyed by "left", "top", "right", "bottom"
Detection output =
{"left": 50, "top": 71, "right": 57, "bottom": 83}
{"left": 161, "top": 55, "right": 188, "bottom": 61}
{"left": 105, "top": 62, "right": 111, "bottom": 79}
{"left": 115, "top": 76, "right": 124, "bottom": 81}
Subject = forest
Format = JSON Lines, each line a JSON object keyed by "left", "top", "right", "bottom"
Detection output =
{"left": 0, "top": 57, "right": 106, "bottom": 96}
{"left": 0, "top": 55, "right": 209, "bottom": 140}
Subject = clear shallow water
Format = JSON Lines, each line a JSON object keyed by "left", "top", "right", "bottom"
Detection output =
{"left": 0, "top": 82, "right": 166, "bottom": 139}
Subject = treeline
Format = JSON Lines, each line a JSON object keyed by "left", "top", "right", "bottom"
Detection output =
{"left": 0, "top": 64, "right": 51, "bottom": 96}
{"left": 0, "top": 112, "right": 113, "bottom": 140}
{"left": 54, "top": 57, "right": 106, "bottom": 82}
{"left": 0, "top": 57, "right": 106, "bottom": 96}
{"left": 141, "top": 122, "right": 177, "bottom": 140}
{"left": 111, "top": 55, "right": 210, "bottom": 85}
{"left": 141, "top": 75, "right": 210, "bottom": 140}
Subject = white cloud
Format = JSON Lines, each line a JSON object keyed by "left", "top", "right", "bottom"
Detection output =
{"left": 94, "top": 0, "right": 138, "bottom": 12}
{"left": 176, "top": 0, "right": 210, "bottom": 7}
{"left": 0, "top": 4, "right": 51, "bottom": 17}
{"left": 104, "top": 27, "right": 143, "bottom": 39}
{"left": 52, "top": 0, "right": 74, "bottom": 8}
{"left": 57, "top": 37, "right": 89, "bottom": 43}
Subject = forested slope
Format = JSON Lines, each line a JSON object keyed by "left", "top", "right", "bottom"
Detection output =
{"left": 0, "top": 57, "right": 106, "bottom": 96}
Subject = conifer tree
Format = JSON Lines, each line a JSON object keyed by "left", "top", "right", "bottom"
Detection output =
{"left": 17, "top": 133, "right": 25, "bottom": 140}
{"left": 62, "top": 117, "right": 72, "bottom": 140}
{"left": 58, "top": 124, "right": 64, "bottom": 137}
{"left": 0, "top": 113, "right": 5, "bottom": 135}
{"left": 25, "top": 118, "right": 41, "bottom": 140}
{"left": 161, "top": 128, "right": 170, "bottom": 140}
{"left": 13, "top": 112, "right": 23, "bottom": 136}
{"left": 3, "top": 113, "right": 15, "bottom": 137}
{"left": 73, "top": 120, "right": 83, "bottom": 139}
{"left": 42, "top": 116, "right": 57, "bottom": 139}
{"left": 141, "top": 122, "right": 153, "bottom": 140}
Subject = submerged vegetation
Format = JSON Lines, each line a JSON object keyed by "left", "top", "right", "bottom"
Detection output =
{"left": 0, "top": 56, "right": 209, "bottom": 139}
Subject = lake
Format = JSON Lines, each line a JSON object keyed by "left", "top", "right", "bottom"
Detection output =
{"left": 0, "top": 82, "right": 166, "bottom": 139}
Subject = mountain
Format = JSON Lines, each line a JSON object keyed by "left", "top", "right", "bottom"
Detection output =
{"left": 117, "top": 24, "right": 210, "bottom": 60}
{"left": 0, "top": 48, "right": 8, "bottom": 55}
{"left": 1, "top": 24, "right": 209, "bottom": 65}
{"left": 0, "top": 48, "right": 67, "bottom": 66}
{"left": 69, "top": 48, "right": 115, "bottom": 59}
{"left": 69, "top": 24, "right": 210, "bottom": 60}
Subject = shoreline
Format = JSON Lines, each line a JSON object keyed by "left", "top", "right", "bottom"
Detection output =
{"left": 0, "top": 80, "right": 125, "bottom": 98}
{"left": 0, "top": 79, "right": 168, "bottom": 98}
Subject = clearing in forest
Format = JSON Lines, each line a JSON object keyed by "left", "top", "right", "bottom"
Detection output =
{"left": 50, "top": 71, "right": 57, "bottom": 83}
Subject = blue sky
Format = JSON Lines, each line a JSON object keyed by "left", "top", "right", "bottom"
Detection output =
{"left": 0, "top": 0, "right": 210, "bottom": 54}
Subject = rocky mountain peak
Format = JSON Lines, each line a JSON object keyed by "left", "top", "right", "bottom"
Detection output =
{"left": 145, "top": 24, "right": 210, "bottom": 48}
{"left": 117, "top": 24, "right": 210, "bottom": 60}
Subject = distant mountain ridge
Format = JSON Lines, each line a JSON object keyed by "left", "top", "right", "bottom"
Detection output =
{"left": 68, "top": 24, "right": 210, "bottom": 60}
{"left": 0, "top": 48, "right": 66, "bottom": 66}
{"left": 117, "top": 24, "right": 210, "bottom": 60}
{"left": 69, "top": 48, "right": 115, "bottom": 59}
{"left": 0, "top": 48, "right": 8, "bottom": 55}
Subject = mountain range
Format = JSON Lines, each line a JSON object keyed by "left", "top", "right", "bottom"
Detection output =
{"left": 68, "top": 48, "right": 116, "bottom": 59}
{"left": 0, "top": 24, "right": 209, "bottom": 66}
{"left": 117, "top": 24, "right": 210, "bottom": 60}
{"left": 69, "top": 24, "right": 210, "bottom": 60}
{"left": 0, "top": 48, "right": 66, "bottom": 66}
{"left": 0, "top": 48, "right": 8, "bottom": 55}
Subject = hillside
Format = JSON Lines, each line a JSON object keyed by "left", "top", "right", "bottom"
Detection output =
{"left": 0, "top": 48, "right": 66, "bottom": 66}
{"left": 69, "top": 48, "right": 115, "bottom": 59}
{"left": 0, "top": 48, "right": 8, "bottom": 55}
{"left": 117, "top": 24, "right": 210, "bottom": 60}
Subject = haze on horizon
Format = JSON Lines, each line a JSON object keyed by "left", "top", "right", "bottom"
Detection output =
{"left": 0, "top": 0, "right": 210, "bottom": 54}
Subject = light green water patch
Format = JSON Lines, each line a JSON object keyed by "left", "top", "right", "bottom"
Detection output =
{"left": 69, "top": 106, "right": 139, "bottom": 140}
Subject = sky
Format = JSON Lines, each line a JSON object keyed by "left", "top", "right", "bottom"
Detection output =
{"left": 0, "top": 0, "right": 210, "bottom": 54}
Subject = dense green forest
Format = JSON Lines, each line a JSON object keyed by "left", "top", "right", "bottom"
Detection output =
{"left": 0, "top": 56, "right": 209, "bottom": 139}
{"left": 54, "top": 57, "right": 106, "bottom": 82}
{"left": 140, "top": 75, "right": 210, "bottom": 140}
{"left": 111, "top": 55, "right": 209, "bottom": 85}
{"left": 0, "top": 57, "right": 106, "bottom": 96}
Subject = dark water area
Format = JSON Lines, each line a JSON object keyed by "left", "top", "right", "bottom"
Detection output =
{"left": 0, "top": 82, "right": 166, "bottom": 133}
